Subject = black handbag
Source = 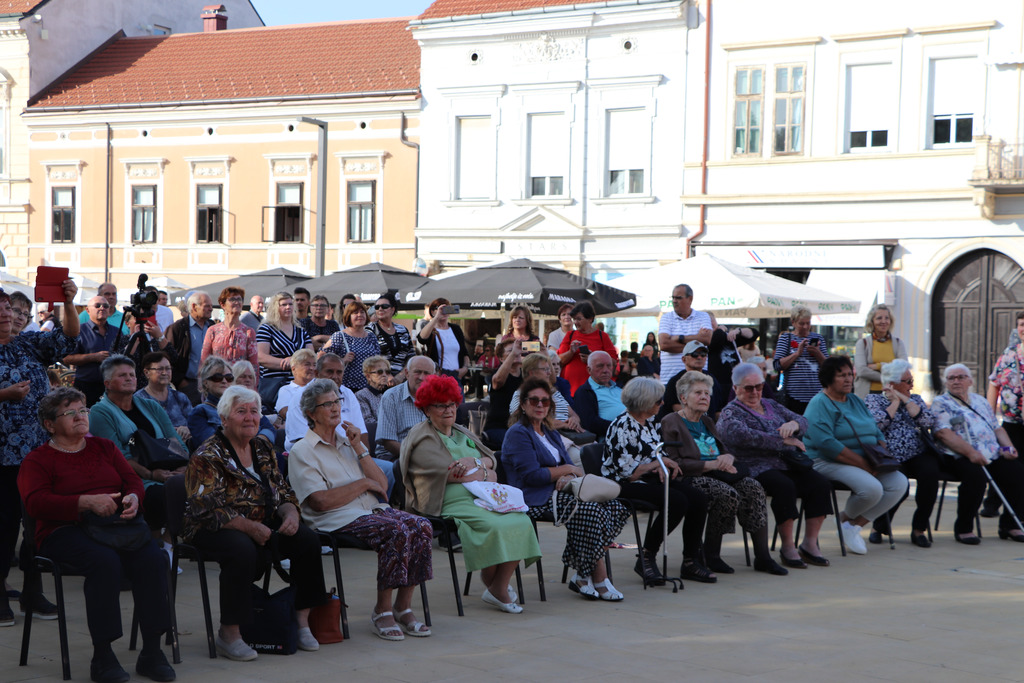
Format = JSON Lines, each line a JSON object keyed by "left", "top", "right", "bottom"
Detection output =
{"left": 80, "top": 510, "right": 151, "bottom": 552}
{"left": 828, "top": 397, "right": 900, "bottom": 473}
{"left": 780, "top": 449, "right": 814, "bottom": 472}
{"left": 241, "top": 584, "right": 297, "bottom": 655}
{"left": 129, "top": 429, "right": 189, "bottom": 473}
{"left": 704, "top": 460, "right": 751, "bottom": 485}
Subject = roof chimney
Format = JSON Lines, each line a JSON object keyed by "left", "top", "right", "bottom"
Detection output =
{"left": 202, "top": 4, "right": 228, "bottom": 32}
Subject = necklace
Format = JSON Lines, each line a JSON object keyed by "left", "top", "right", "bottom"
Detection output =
{"left": 49, "top": 438, "right": 85, "bottom": 453}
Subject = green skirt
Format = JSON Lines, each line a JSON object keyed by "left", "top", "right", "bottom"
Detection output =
{"left": 442, "top": 483, "right": 542, "bottom": 573}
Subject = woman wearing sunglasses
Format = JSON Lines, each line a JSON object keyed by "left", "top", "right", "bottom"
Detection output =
{"left": 187, "top": 356, "right": 238, "bottom": 446}
{"left": 368, "top": 294, "right": 415, "bottom": 382}
{"left": 502, "top": 377, "right": 629, "bottom": 601}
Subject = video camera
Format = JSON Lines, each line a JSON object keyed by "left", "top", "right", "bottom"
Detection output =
{"left": 127, "top": 274, "right": 158, "bottom": 328}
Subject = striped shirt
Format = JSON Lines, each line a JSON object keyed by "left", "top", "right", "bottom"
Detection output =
{"left": 658, "top": 308, "right": 713, "bottom": 382}
{"left": 255, "top": 323, "right": 311, "bottom": 381}
{"left": 772, "top": 332, "right": 828, "bottom": 403}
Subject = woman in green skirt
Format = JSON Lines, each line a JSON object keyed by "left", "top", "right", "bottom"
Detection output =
{"left": 401, "top": 374, "right": 541, "bottom": 614}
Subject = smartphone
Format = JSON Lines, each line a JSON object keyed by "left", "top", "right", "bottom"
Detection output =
{"left": 578, "top": 345, "right": 590, "bottom": 355}
{"left": 441, "top": 304, "right": 460, "bottom": 315}
{"left": 521, "top": 341, "right": 541, "bottom": 354}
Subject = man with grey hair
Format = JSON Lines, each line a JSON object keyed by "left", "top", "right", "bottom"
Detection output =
{"left": 65, "top": 295, "right": 124, "bottom": 406}
{"left": 79, "top": 281, "right": 124, "bottom": 330}
{"left": 241, "top": 295, "right": 264, "bottom": 330}
{"left": 167, "top": 290, "right": 213, "bottom": 404}
{"left": 658, "top": 283, "right": 717, "bottom": 382}
{"left": 573, "top": 350, "right": 625, "bottom": 439}
{"left": 375, "top": 355, "right": 436, "bottom": 462}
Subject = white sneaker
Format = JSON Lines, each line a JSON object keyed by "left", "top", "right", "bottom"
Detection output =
{"left": 842, "top": 522, "right": 867, "bottom": 555}
{"left": 164, "top": 544, "right": 183, "bottom": 575}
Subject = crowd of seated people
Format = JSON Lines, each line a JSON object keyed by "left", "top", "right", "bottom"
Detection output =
{"left": 12, "top": 274, "right": 1024, "bottom": 681}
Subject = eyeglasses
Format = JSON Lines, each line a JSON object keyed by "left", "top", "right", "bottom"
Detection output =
{"left": 92, "top": 303, "right": 110, "bottom": 309}
{"left": 689, "top": 352, "right": 708, "bottom": 359}
{"left": 226, "top": 297, "right": 243, "bottom": 303}
{"left": 375, "top": 303, "right": 392, "bottom": 310}
{"left": 146, "top": 366, "right": 172, "bottom": 374}
{"left": 739, "top": 383, "right": 765, "bottom": 392}
{"left": 206, "top": 373, "right": 234, "bottom": 383}
{"left": 368, "top": 368, "right": 390, "bottom": 376}
{"left": 430, "top": 402, "right": 458, "bottom": 412}
{"left": 315, "top": 398, "right": 341, "bottom": 410}
{"left": 947, "top": 375, "right": 971, "bottom": 382}
{"left": 310, "top": 303, "right": 329, "bottom": 309}
{"left": 899, "top": 376, "right": 915, "bottom": 386}
{"left": 524, "top": 396, "right": 551, "bottom": 407}
{"left": 58, "top": 408, "right": 90, "bottom": 418}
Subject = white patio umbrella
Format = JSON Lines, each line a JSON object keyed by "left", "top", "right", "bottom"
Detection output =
{"left": 613, "top": 254, "right": 859, "bottom": 318}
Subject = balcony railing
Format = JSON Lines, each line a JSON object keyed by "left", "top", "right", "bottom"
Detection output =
{"left": 970, "top": 135, "right": 1024, "bottom": 185}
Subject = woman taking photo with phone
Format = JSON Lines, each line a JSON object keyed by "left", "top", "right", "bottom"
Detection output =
{"left": 416, "top": 298, "right": 470, "bottom": 386}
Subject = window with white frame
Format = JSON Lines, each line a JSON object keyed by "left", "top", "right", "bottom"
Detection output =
{"left": 846, "top": 63, "right": 893, "bottom": 151}
{"left": 929, "top": 57, "right": 979, "bottom": 147}
{"left": 274, "top": 182, "right": 303, "bottom": 242}
{"left": 52, "top": 187, "right": 75, "bottom": 243}
{"left": 774, "top": 64, "right": 804, "bottom": 155}
{"left": 734, "top": 66, "right": 763, "bottom": 155}
{"left": 347, "top": 181, "right": 375, "bottom": 242}
{"left": 131, "top": 185, "right": 156, "bottom": 243}
{"left": 196, "top": 184, "right": 222, "bottom": 243}
{"left": 528, "top": 113, "right": 567, "bottom": 197}
{"left": 455, "top": 116, "right": 494, "bottom": 200}
{"left": 606, "top": 108, "right": 648, "bottom": 195}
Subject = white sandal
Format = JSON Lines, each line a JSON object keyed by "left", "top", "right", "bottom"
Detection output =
{"left": 370, "top": 611, "right": 405, "bottom": 641}
{"left": 395, "top": 608, "right": 431, "bottom": 637}
{"left": 568, "top": 573, "right": 599, "bottom": 600}
{"left": 593, "top": 579, "right": 624, "bottom": 601}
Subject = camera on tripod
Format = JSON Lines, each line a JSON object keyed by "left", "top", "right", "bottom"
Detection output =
{"left": 128, "top": 274, "right": 158, "bottom": 328}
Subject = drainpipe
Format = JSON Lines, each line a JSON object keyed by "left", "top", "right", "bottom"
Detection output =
{"left": 400, "top": 111, "right": 421, "bottom": 265}
{"left": 104, "top": 123, "right": 111, "bottom": 282}
{"left": 686, "top": 0, "right": 712, "bottom": 258}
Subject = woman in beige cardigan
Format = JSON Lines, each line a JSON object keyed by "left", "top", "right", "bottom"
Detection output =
{"left": 853, "top": 304, "right": 908, "bottom": 398}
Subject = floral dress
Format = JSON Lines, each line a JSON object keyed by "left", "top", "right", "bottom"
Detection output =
{"left": 932, "top": 392, "right": 1002, "bottom": 462}
{"left": 323, "top": 330, "right": 381, "bottom": 392}
{"left": 602, "top": 411, "right": 661, "bottom": 482}
{"left": 202, "top": 322, "right": 259, "bottom": 373}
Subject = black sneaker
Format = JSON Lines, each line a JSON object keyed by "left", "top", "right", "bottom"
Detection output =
{"left": 136, "top": 650, "right": 176, "bottom": 682}
{"left": 20, "top": 593, "right": 58, "bottom": 621}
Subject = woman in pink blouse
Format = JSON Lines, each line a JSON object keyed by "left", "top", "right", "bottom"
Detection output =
{"left": 202, "top": 287, "right": 259, "bottom": 386}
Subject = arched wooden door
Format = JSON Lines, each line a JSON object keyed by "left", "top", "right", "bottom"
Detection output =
{"left": 931, "top": 249, "right": 1024, "bottom": 389}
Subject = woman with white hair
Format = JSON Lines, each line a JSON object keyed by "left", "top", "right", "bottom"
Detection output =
{"left": 603, "top": 377, "right": 713, "bottom": 587}
{"left": 863, "top": 360, "right": 955, "bottom": 548}
{"left": 931, "top": 364, "right": 1024, "bottom": 544}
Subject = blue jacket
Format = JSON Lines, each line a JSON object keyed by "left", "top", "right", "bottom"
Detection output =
{"left": 89, "top": 394, "right": 188, "bottom": 487}
{"left": 501, "top": 422, "right": 570, "bottom": 507}
{"left": 188, "top": 401, "right": 276, "bottom": 449}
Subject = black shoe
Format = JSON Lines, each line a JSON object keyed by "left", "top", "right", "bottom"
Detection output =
{"left": 706, "top": 557, "right": 735, "bottom": 574}
{"left": 998, "top": 529, "right": 1024, "bottom": 543}
{"left": 980, "top": 503, "right": 1001, "bottom": 518}
{"left": 753, "top": 556, "right": 789, "bottom": 576}
{"left": 633, "top": 550, "right": 665, "bottom": 587}
{"left": 91, "top": 658, "right": 130, "bottom": 683}
{"left": 0, "top": 606, "right": 13, "bottom": 627}
{"left": 680, "top": 558, "right": 717, "bottom": 584}
{"left": 797, "top": 545, "right": 831, "bottom": 567}
{"left": 778, "top": 552, "right": 806, "bottom": 569}
{"left": 867, "top": 530, "right": 884, "bottom": 545}
{"left": 910, "top": 532, "right": 931, "bottom": 548}
{"left": 136, "top": 651, "right": 176, "bottom": 682}
{"left": 19, "top": 593, "right": 58, "bottom": 621}
{"left": 954, "top": 532, "right": 981, "bottom": 545}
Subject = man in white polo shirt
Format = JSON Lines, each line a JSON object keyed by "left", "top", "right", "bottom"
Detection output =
{"left": 658, "top": 283, "right": 717, "bottom": 383}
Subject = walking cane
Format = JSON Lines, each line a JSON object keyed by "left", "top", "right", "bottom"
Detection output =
{"left": 981, "top": 462, "right": 1024, "bottom": 534}
{"left": 652, "top": 444, "right": 684, "bottom": 593}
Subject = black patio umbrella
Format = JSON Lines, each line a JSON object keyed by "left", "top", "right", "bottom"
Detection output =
{"left": 168, "top": 267, "right": 311, "bottom": 306}
{"left": 398, "top": 258, "right": 637, "bottom": 316}
{"left": 287, "top": 262, "right": 427, "bottom": 308}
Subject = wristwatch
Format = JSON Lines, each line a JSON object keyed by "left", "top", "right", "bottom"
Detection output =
{"left": 356, "top": 450, "right": 370, "bottom": 460}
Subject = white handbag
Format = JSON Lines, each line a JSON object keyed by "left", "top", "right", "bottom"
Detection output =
{"left": 462, "top": 481, "right": 529, "bottom": 514}
{"left": 551, "top": 475, "right": 621, "bottom": 526}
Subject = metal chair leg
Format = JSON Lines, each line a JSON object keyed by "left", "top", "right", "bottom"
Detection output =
{"left": 54, "top": 568, "right": 71, "bottom": 680}
{"left": 831, "top": 488, "right": 847, "bottom": 557}
{"left": 196, "top": 557, "right": 217, "bottom": 658}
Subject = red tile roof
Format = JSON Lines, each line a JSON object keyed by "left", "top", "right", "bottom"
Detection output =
{"left": 419, "top": 0, "right": 582, "bottom": 21}
{"left": 29, "top": 18, "right": 419, "bottom": 109}
{"left": 0, "top": 1, "right": 42, "bottom": 15}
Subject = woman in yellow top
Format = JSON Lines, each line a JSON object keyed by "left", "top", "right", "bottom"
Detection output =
{"left": 854, "top": 304, "right": 907, "bottom": 397}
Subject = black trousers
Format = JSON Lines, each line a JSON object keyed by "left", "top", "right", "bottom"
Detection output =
{"left": 0, "top": 466, "right": 23, "bottom": 583}
{"left": 756, "top": 467, "right": 833, "bottom": 523}
{"left": 191, "top": 524, "right": 325, "bottom": 626}
{"left": 618, "top": 476, "right": 707, "bottom": 559}
{"left": 40, "top": 526, "right": 170, "bottom": 646}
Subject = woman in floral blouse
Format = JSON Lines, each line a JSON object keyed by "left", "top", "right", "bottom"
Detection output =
{"left": 602, "top": 377, "right": 712, "bottom": 588}
{"left": 202, "top": 287, "right": 259, "bottom": 386}
{"left": 184, "top": 385, "right": 325, "bottom": 660}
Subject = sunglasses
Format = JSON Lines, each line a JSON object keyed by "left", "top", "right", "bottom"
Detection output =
{"left": 206, "top": 373, "right": 234, "bottom": 383}
{"left": 375, "top": 303, "right": 393, "bottom": 310}
{"left": 739, "top": 383, "right": 765, "bottom": 392}
{"left": 525, "top": 396, "right": 551, "bottom": 406}
{"left": 92, "top": 303, "right": 110, "bottom": 309}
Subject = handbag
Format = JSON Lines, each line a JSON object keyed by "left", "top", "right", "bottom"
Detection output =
{"left": 704, "top": 460, "right": 751, "bottom": 485}
{"left": 307, "top": 588, "right": 343, "bottom": 644}
{"left": 241, "top": 584, "right": 298, "bottom": 655}
{"left": 828, "top": 397, "right": 900, "bottom": 473}
{"left": 550, "top": 474, "right": 621, "bottom": 527}
{"left": 558, "top": 429, "right": 597, "bottom": 446}
{"left": 79, "top": 510, "right": 151, "bottom": 552}
{"left": 461, "top": 480, "right": 529, "bottom": 513}
{"left": 780, "top": 449, "right": 814, "bottom": 472}
{"left": 129, "top": 429, "right": 189, "bottom": 473}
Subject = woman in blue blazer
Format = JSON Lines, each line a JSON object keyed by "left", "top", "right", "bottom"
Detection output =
{"left": 501, "top": 377, "right": 630, "bottom": 601}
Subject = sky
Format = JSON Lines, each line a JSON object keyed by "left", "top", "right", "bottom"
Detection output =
{"left": 251, "top": 0, "right": 433, "bottom": 25}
